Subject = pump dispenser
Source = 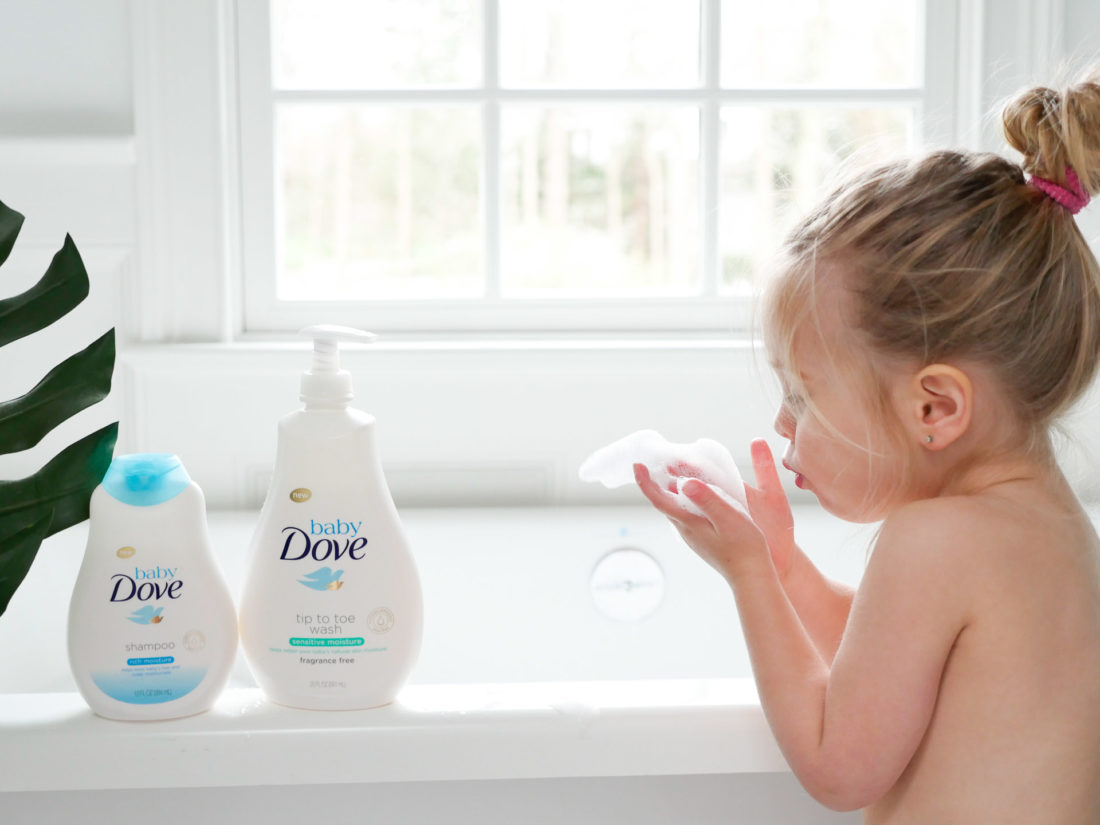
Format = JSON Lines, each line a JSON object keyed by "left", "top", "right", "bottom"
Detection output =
{"left": 299, "top": 325, "right": 376, "bottom": 407}
{"left": 239, "top": 325, "right": 423, "bottom": 710}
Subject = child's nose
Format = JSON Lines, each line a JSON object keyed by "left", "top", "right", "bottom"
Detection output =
{"left": 773, "top": 405, "right": 795, "bottom": 440}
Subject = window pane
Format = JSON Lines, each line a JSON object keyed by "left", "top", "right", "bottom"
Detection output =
{"left": 499, "top": 0, "right": 700, "bottom": 88}
{"left": 721, "top": 0, "right": 919, "bottom": 87}
{"left": 720, "top": 106, "right": 914, "bottom": 293}
{"left": 272, "top": 0, "right": 481, "bottom": 89}
{"left": 501, "top": 107, "right": 699, "bottom": 296}
{"left": 276, "top": 105, "right": 482, "bottom": 300}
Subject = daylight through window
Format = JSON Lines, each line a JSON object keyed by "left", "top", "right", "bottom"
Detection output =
{"left": 239, "top": 0, "right": 923, "bottom": 330}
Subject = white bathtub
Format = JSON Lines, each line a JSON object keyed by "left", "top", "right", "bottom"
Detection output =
{"left": 1, "top": 505, "right": 870, "bottom": 824}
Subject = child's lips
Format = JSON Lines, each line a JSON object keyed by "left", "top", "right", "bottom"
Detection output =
{"left": 782, "top": 460, "right": 806, "bottom": 489}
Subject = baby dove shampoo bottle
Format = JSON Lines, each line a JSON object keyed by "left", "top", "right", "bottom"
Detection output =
{"left": 239, "top": 325, "right": 423, "bottom": 710}
{"left": 67, "top": 454, "right": 237, "bottom": 720}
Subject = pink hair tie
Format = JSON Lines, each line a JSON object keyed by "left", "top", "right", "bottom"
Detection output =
{"left": 1029, "top": 167, "right": 1091, "bottom": 215}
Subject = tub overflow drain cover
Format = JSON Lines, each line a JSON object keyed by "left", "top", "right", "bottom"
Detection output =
{"left": 590, "top": 547, "right": 665, "bottom": 622}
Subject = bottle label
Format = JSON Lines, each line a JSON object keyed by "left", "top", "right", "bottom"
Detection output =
{"left": 108, "top": 564, "right": 184, "bottom": 617}
{"left": 275, "top": 519, "right": 370, "bottom": 592}
{"left": 280, "top": 521, "right": 368, "bottom": 566}
{"left": 91, "top": 665, "right": 207, "bottom": 705}
{"left": 241, "top": 499, "right": 421, "bottom": 705}
{"left": 273, "top": 518, "right": 387, "bottom": 651}
{"left": 89, "top": 553, "right": 206, "bottom": 705}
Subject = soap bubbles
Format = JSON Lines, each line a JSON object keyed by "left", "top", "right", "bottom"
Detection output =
{"left": 579, "top": 429, "right": 746, "bottom": 517}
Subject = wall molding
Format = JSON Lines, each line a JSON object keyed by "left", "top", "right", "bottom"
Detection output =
{"left": 0, "top": 137, "right": 136, "bottom": 166}
{"left": 130, "top": 0, "right": 235, "bottom": 343}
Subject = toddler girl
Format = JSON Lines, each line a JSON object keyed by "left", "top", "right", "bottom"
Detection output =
{"left": 636, "top": 70, "right": 1100, "bottom": 823}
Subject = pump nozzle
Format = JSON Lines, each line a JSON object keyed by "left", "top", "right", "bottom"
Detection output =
{"left": 298, "top": 325, "right": 377, "bottom": 407}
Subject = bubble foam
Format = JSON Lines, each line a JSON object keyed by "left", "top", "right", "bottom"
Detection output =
{"left": 578, "top": 429, "right": 746, "bottom": 516}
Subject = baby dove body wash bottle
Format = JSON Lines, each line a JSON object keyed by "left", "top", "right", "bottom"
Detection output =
{"left": 239, "top": 325, "right": 423, "bottom": 710}
{"left": 67, "top": 454, "right": 237, "bottom": 721}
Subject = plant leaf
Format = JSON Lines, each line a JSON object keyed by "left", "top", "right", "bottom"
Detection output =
{"left": 0, "top": 512, "right": 53, "bottom": 617}
{"left": 0, "top": 200, "right": 23, "bottom": 268}
{"left": 0, "top": 421, "right": 118, "bottom": 535}
{"left": 0, "top": 203, "right": 118, "bottom": 621}
{"left": 0, "top": 234, "right": 89, "bottom": 348}
{"left": 0, "top": 330, "right": 115, "bottom": 455}
{"left": 0, "top": 422, "right": 117, "bottom": 618}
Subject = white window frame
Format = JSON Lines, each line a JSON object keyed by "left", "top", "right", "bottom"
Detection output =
{"left": 233, "top": 0, "right": 969, "bottom": 337}
{"left": 126, "top": 0, "right": 1090, "bottom": 508}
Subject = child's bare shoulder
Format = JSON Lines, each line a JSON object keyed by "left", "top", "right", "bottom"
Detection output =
{"left": 881, "top": 494, "right": 989, "bottom": 533}
{"left": 876, "top": 494, "right": 1013, "bottom": 559}
{"left": 876, "top": 489, "right": 1093, "bottom": 585}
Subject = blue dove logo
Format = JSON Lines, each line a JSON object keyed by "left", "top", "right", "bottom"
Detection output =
{"left": 298, "top": 567, "right": 344, "bottom": 591}
{"left": 128, "top": 605, "right": 164, "bottom": 625}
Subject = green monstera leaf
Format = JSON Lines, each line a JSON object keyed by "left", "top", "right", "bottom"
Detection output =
{"left": 0, "top": 199, "right": 118, "bottom": 617}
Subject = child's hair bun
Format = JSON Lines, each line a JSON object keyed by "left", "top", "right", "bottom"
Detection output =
{"left": 1003, "top": 69, "right": 1100, "bottom": 197}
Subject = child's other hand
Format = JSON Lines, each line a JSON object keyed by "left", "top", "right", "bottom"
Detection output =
{"left": 652, "top": 440, "right": 797, "bottom": 580}
{"left": 743, "top": 439, "right": 797, "bottom": 580}
{"left": 634, "top": 463, "right": 770, "bottom": 582}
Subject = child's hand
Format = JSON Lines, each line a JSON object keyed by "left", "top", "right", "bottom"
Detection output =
{"left": 641, "top": 439, "right": 797, "bottom": 581}
{"left": 743, "top": 439, "right": 797, "bottom": 581}
{"left": 634, "top": 463, "right": 770, "bottom": 582}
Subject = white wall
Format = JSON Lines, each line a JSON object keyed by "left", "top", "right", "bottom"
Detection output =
{"left": 0, "top": 0, "right": 134, "bottom": 486}
{"left": 0, "top": 0, "right": 131, "bottom": 136}
{"left": 0, "top": 1, "right": 1098, "bottom": 508}
{"left": 1066, "top": 0, "right": 1100, "bottom": 72}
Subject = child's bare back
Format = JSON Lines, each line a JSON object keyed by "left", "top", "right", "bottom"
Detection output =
{"left": 864, "top": 482, "right": 1100, "bottom": 823}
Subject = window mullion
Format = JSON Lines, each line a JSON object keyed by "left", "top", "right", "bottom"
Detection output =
{"left": 701, "top": 0, "right": 721, "bottom": 299}
{"left": 483, "top": 0, "right": 501, "bottom": 300}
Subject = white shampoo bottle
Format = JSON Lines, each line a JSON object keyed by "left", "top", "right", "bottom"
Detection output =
{"left": 67, "top": 454, "right": 237, "bottom": 720}
{"left": 239, "top": 325, "right": 423, "bottom": 710}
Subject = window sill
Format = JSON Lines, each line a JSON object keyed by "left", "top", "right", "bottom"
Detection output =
{"left": 123, "top": 331, "right": 756, "bottom": 356}
{"left": 115, "top": 336, "right": 778, "bottom": 510}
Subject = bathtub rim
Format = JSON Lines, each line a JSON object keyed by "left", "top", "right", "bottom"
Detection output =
{"left": 0, "top": 679, "right": 790, "bottom": 792}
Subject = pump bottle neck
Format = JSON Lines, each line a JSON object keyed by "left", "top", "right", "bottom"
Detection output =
{"left": 298, "top": 325, "right": 375, "bottom": 409}
{"left": 299, "top": 369, "right": 354, "bottom": 408}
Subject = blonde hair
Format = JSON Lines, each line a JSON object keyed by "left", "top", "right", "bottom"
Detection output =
{"left": 764, "top": 68, "right": 1100, "bottom": 457}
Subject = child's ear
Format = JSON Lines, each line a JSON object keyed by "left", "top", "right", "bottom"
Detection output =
{"left": 908, "top": 364, "right": 973, "bottom": 450}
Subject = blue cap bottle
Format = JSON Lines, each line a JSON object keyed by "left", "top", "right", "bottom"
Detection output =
{"left": 100, "top": 453, "right": 192, "bottom": 507}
